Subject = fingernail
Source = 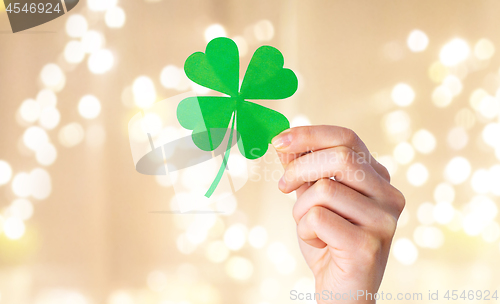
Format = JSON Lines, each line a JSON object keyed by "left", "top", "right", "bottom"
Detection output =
{"left": 278, "top": 175, "right": 287, "bottom": 191}
{"left": 272, "top": 130, "right": 292, "bottom": 150}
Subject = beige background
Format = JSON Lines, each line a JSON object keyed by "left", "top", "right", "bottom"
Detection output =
{"left": 0, "top": 0, "right": 500, "bottom": 303}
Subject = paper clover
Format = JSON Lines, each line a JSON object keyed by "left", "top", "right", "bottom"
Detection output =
{"left": 177, "top": 37, "right": 298, "bottom": 197}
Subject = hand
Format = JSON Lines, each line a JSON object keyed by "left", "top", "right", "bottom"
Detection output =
{"left": 272, "top": 126, "right": 405, "bottom": 304}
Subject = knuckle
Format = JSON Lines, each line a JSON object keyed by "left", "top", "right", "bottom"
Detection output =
{"left": 391, "top": 188, "right": 406, "bottom": 214}
{"left": 339, "top": 127, "right": 361, "bottom": 149}
{"left": 358, "top": 234, "right": 383, "bottom": 263}
{"left": 305, "top": 206, "right": 324, "bottom": 228}
{"left": 333, "top": 146, "right": 354, "bottom": 167}
{"left": 313, "top": 178, "right": 335, "bottom": 200}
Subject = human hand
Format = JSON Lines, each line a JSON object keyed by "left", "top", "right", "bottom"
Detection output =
{"left": 272, "top": 126, "right": 405, "bottom": 303}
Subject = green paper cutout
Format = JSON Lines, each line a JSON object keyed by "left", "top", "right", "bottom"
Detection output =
{"left": 177, "top": 37, "right": 298, "bottom": 197}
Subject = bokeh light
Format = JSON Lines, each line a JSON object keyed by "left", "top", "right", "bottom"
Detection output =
{"left": 105, "top": 6, "right": 126, "bottom": 28}
{"left": 64, "top": 40, "right": 86, "bottom": 64}
{"left": 391, "top": 83, "right": 415, "bottom": 107}
{"left": 254, "top": 20, "right": 274, "bottom": 41}
{"left": 81, "top": 31, "right": 105, "bottom": 54}
{"left": 225, "top": 256, "right": 253, "bottom": 280}
{"left": 40, "top": 64, "right": 65, "bottom": 90}
{"left": 39, "top": 106, "right": 61, "bottom": 130}
{"left": 65, "top": 14, "right": 88, "bottom": 38}
{"left": 444, "top": 156, "right": 471, "bottom": 184}
{"left": 223, "top": 223, "right": 247, "bottom": 251}
{"left": 412, "top": 129, "right": 436, "bottom": 154}
{"left": 406, "top": 163, "right": 429, "bottom": 186}
{"left": 88, "top": 49, "right": 114, "bottom": 74}
{"left": 3, "top": 217, "right": 25, "bottom": 240}
{"left": 432, "top": 85, "right": 453, "bottom": 107}
{"left": 204, "top": 24, "right": 226, "bottom": 43}
{"left": 439, "top": 38, "right": 470, "bottom": 66}
{"left": 474, "top": 38, "right": 495, "bottom": 60}
{"left": 19, "top": 99, "right": 41, "bottom": 123}
{"left": 23, "top": 126, "right": 49, "bottom": 151}
{"left": 0, "top": 160, "right": 13, "bottom": 185}
{"left": 393, "top": 142, "right": 415, "bottom": 164}
{"left": 35, "top": 142, "right": 58, "bottom": 166}
{"left": 78, "top": 95, "right": 102, "bottom": 119}
{"left": 133, "top": 76, "right": 157, "bottom": 108}
{"left": 407, "top": 29, "right": 429, "bottom": 52}
{"left": 59, "top": 123, "right": 85, "bottom": 148}
{"left": 392, "top": 238, "right": 418, "bottom": 265}
{"left": 248, "top": 226, "right": 268, "bottom": 248}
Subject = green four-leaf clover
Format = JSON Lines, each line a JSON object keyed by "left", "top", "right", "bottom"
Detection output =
{"left": 177, "top": 37, "right": 298, "bottom": 197}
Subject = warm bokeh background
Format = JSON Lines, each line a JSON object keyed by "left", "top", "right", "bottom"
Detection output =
{"left": 1, "top": 0, "right": 500, "bottom": 303}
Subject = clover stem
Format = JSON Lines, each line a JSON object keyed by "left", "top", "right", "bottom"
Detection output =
{"left": 205, "top": 111, "right": 236, "bottom": 198}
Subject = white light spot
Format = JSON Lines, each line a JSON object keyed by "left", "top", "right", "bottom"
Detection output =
{"left": 11, "top": 172, "right": 32, "bottom": 197}
{"left": 30, "top": 168, "right": 51, "bottom": 200}
{"left": 35, "top": 142, "right": 57, "bottom": 166}
{"left": 417, "top": 202, "right": 435, "bottom": 225}
{"left": 474, "top": 38, "right": 495, "bottom": 60}
{"left": 407, "top": 29, "right": 429, "bottom": 52}
{"left": 64, "top": 40, "right": 85, "bottom": 64}
{"left": 40, "top": 64, "right": 65, "bottom": 89}
{"left": 447, "top": 127, "right": 468, "bottom": 150}
{"left": 7, "top": 198, "right": 34, "bottom": 220}
{"left": 248, "top": 226, "right": 268, "bottom": 248}
{"left": 471, "top": 169, "right": 490, "bottom": 194}
{"left": 81, "top": 30, "right": 105, "bottom": 54}
{"left": 0, "top": 160, "right": 13, "bottom": 186}
{"left": 439, "top": 38, "right": 470, "bottom": 66}
{"left": 105, "top": 6, "right": 126, "bottom": 28}
{"left": 412, "top": 129, "right": 436, "bottom": 154}
{"left": 87, "top": 0, "right": 117, "bottom": 11}
{"left": 88, "top": 49, "right": 114, "bottom": 74}
{"left": 66, "top": 14, "right": 88, "bottom": 38}
{"left": 433, "top": 202, "right": 455, "bottom": 224}
{"left": 3, "top": 217, "right": 25, "bottom": 240}
{"left": 133, "top": 76, "right": 156, "bottom": 108}
{"left": 224, "top": 223, "right": 247, "bottom": 251}
{"left": 432, "top": 85, "right": 453, "bottom": 108}
{"left": 393, "top": 142, "right": 415, "bottom": 165}
{"left": 433, "top": 182, "right": 455, "bottom": 204}
{"left": 407, "top": 163, "right": 429, "bottom": 187}
{"left": 39, "top": 106, "right": 61, "bottom": 130}
{"left": 225, "top": 256, "right": 253, "bottom": 280}
{"left": 204, "top": 24, "right": 226, "bottom": 43}
{"left": 59, "top": 123, "right": 85, "bottom": 148}
{"left": 392, "top": 238, "right": 418, "bottom": 265}
{"left": 232, "top": 36, "right": 248, "bottom": 57}
{"left": 19, "top": 99, "right": 41, "bottom": 123}
{"left": 23, "top": 126, "right": 49, "bottom": 151}
{"left": 36, "top": 89, "right": 57, "bottom": 108}
{"left": 205, "top": 240, "right": 229, "bottom": 263}
{"left": 442, "top": 75, "right": 463, "bottom": 96}
{"left": 160, "top": 65, "right": 181, "bottom": 89}
{"left": 391, "top": 83, "right": 415, "bottom": 107}
{"left": 147, "top": 270, "right": 167, "bottom": 292}
{"left": 254, "top": 20, "right": 274, "bottom": 41}
{"left": 444, "top": 156, "right": 471, "bottom": 184}
{"left": 78, "top": 95, "right": 101, "bottom": 119}
{"left": 290, "top": 115, "right": 311, "bottom": 127}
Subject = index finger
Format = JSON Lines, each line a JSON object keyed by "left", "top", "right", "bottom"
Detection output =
{"left": 272, "top": 125, "right": 390, "bottom": 181}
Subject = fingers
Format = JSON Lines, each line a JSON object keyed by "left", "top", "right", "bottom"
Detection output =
{"left": 279, "top": 146, "right": 388, "bottom": 199}
{"left": 297, "top": 206, "right": 363, "bottom": 250}
{"left": 273, "top": 126, "right": 390, "bottom": 182}
{"left": 292, "top": 178, "right": 384, "bottom": 227}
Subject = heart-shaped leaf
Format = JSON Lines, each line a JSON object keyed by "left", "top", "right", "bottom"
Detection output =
{"left": 240, "top": 46, "right": 298, "bottom": 100}
{"left": 177, "top": 96, "right": 236, "bottom": 151}
{"left": 236, "top": 100, "right": 290, "bottom": 159}
{"left": 184, "top": 37, "right": 240, "bottom": 97}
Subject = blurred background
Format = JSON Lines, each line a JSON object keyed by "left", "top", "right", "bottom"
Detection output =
{"left": 1, "top": 0, "right": 500, "bottom": 303}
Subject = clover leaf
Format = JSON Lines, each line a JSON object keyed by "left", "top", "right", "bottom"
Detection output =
{"left": 177, "top": 37, "right": 298, "bottom": 197}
